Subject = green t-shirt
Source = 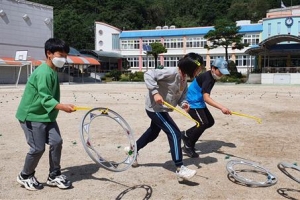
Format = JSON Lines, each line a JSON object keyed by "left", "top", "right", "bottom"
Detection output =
{"left": 16, "top": 63, "right": 60, "bottom": 122}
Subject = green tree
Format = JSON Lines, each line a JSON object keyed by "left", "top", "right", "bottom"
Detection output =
{"left": 204, "top": 19, "right": 249, "bottom": 67}
{"left": 148, "top": 42, "right": 167, "bottom": 69}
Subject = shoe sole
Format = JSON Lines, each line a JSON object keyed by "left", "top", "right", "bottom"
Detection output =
{"left": 177, "top": 171, "right": 197, "bottom": 181}
{"left": 46, "top": 181, "right": 71, "bottom": 189}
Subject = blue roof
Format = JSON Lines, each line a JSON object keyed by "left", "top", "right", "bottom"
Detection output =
{"left": 239, "top": 24, "right": 263, "bottom": 33}
{"left": 120, "top": 24, "right": 263, "bottom": 38}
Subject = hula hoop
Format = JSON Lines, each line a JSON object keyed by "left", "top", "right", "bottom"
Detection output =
{"left": 116, "top": 185, "right": 152, "bottom": 200}
{"left": 226, "top": 160, "right": 277, "bottom": 187}
{"left": 277, "top": 162, "right": 300, "bottom": 184}
{"left": 277, "top": 188, "right": 300, "bottom": 200}
{"left": 79, "top": 107, "right": 137, "bottom": 172}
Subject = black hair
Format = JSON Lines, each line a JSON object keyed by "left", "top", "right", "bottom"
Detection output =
{"left": 44, "top": 38, "right": 70, "bottom": 58}
{"left": 178, "top": 52, "right": 203, "bottom": 78}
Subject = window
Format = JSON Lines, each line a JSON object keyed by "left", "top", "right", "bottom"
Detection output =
{"left": 126, "top": 57, "right": 139, "bottom": 67}
{"left": 298, "top": 21, "right": 300, "bottom": 36}
{"left": 163, "top": 56, "right": 182, "bottom": 67}
{"left": 112, "top": 34, "right": 120, "bottom": 50}
{"left": 235, "top": 55, "right": 252, "bottom": 67}
{"left": 142, "top": 56, "right": 155, "bottom": 68}
{"left": 142, "top": 39, "right": 160, "bottom": 45}
{"left": 164, "top": 38, "right": 183, "bottom": 49}
{"left": 243, "top": 34, "right": 260, "bottom": 45}
{"left": 186, "top": 37, "right": 207, "bottom": 48}
{"left": 121, "top": 39, "right": 139, "bottom": 50}
{"left": 277, "top": 22, "right": 281, "bottom": 34}
{"left": 268, "top": 23, "right": 271, "bottom": 37}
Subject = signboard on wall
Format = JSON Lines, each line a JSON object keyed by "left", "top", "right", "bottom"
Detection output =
{"left": 15, "top": 50, "right": 28, "bottom": 61}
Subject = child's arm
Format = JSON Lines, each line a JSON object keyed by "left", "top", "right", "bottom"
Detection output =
{"left": 55, "top": 103, "right": 75, "bottom": 113}
{"left": 144, "top": 68, "right": 171, "bottom": 100}
{"left": 203, "top": 93, "right": 231, "bottom": 115}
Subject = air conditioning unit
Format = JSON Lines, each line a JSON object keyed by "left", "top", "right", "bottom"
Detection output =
{"left": 170, "top": 25, "right": 176, "bottom": 29}
{"left": 156, "top": 26, "right": 162, "bottom": 30}
{"left": 163, "top": 26, "right": 169, "bottom": 29}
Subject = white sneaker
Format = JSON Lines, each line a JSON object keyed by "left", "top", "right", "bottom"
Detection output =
{"left": 46, "top": 174, "right": 71, "bottom": 189}
{"left": 176, "top": 165, "right": 197, "bottom": 181}
{"left": 124, "top": 146, "right": 139, "bottom": 167}
{"left": 17, "top": 173, "right": 44, "bottom": 191}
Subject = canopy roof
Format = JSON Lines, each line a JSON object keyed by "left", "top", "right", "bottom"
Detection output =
{"left": 80, "top": 50, "right": 124, "bottom": 59}
{"left": 245, "top": 34, "right": 300, "bottom": 56}
{"left": 0, "top": 57, "right": 43, "bottom": 66}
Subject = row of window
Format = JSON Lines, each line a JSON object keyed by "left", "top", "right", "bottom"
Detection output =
{"left": 126, "top": 55, "right": 254, "bottom": 68}
{"left": 119, "top": 34, "right": 260, "bottom": 50}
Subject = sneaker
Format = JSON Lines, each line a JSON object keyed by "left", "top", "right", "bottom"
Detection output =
{"left": 181, "top": 131, "right": 192, "bottom": 148}
{"left": 182, "top": 145, "right": 199, "bottom": 158}
{"left": 47, "top": 174, "right": 72, "bottom": 189}
{"left": 176, "top": 165, "right": 197, "bottom": 181}
{"left": 124, "top": 146, "right": 139, "bottom": 167}
{"left": 17, "top": 173, "right": 44, "bottom": 191}
{"left": 125, "top": 156, "right": 139, "bottom": 167}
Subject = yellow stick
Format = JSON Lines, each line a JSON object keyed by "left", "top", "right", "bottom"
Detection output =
{"left": 231, "top": 111, "right": 262, "bottom": 124}
{"left": 163, "top": 101, "right": 200, "bottom": 127}
{"left": 74, "top": 106, "right": 93, "bottom": 111}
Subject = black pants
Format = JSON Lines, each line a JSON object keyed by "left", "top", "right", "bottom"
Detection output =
{"left": 185, "top": 107, "right": 215, "bottom": 147}
{"left": 136, "top": 109, "right": 183, "bottom": 167}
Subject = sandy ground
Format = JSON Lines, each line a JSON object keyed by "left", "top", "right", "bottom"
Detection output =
{"left": 0, "top": 82, "right": 300, "bottom": 200}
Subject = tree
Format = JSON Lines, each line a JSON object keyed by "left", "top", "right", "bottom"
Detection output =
{"left": 204, "top": 19, "right": 249, "bottom": 70}
{"left": 148, "top": 42, "right": 167, "bottom": 69}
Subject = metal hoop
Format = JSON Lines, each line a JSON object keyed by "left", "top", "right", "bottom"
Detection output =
{"left": 226, "top": 160, "right": 277, "bottom": 187}
{"left": 79, "top": 107, "right": 137, "bottom": 172}
{"left": 277, "top": 162, "right": 300, "bottom": 184}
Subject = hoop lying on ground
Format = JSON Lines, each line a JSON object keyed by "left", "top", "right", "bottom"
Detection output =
{"left": 79, "top": 107, "right": 137, "bottom": 172}
{"left": 277, "top": 162, "right": 300, "bottom": 184}
{"left": 226, "top": 159, "right": 277, "bottom": 187}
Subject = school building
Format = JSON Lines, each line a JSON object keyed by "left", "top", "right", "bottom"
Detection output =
{"left": 0, "top": 0, "right": 100, "bottom": 85}
{"left": 95, "top": 5, "right": 300, "bottom": 84}
{"left": 1, "top": 1, "right": 300, "bottom": 84}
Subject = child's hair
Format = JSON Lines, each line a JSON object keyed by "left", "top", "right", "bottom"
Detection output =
{"left": 178, "top": 52, "right": 203, "bottom": 78}
{"left": 44, "top": 38, "right": 70, "bottom": 58}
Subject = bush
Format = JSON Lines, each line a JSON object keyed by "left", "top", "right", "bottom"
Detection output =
{"left": 219, "top": 74, "right": 245, "bottom": 84}
{"left": 132, "top": 76, "right": 143, "bottom": 82}
{"left": 103, "top": 70, "right": 122, "bottom": 81}
{"left": 120, "top": 74, "right": 130, "bottom": 81}
{"left": 135, "top": 71, "right": 144, "bottom": 80}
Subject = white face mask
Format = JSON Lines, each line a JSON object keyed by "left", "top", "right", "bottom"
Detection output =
{"left": 212, "top": 72, "right": 222, "bottom": 80}
{"left": 52, "top": 57, "right": 66, "bottom": 68}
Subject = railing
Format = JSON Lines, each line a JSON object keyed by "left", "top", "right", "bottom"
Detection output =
{"left": 262, "top": 67, "right": 300, "bottom": 73}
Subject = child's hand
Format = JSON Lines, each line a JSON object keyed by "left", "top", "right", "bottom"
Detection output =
{"left": 221, "top": 107, "right": 231, "bottom": 115}
{"left": 181, "top": 103, "right": 190, "bottom": 112}
{"left": 56, "top": 103, "right": 75, "bottom": 113}
{"left": 153, "top": 93, "right": 163, "bottom": 104}
{"left": 63, "top": 104, "right": 75, "bottom": 113}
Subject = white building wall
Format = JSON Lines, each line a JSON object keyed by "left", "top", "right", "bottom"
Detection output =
{"left": 95, "top": 21, "right": 121, "bottom": 52}
{"left": 0, "top": 0, "right": 53, "bottom": 60}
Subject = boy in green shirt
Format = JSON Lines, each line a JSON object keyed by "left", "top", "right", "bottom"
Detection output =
{"left": 16, "top": 38, "right": 75, "bottom": 191}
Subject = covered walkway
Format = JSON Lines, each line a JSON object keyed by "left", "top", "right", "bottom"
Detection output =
{"left": 245, "top": 34, "right": 300, "bottom": 73}
{"left": 245, "top": 34, "right": 300, "bottom": 84}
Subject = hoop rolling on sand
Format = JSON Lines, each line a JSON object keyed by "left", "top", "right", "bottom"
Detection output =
{"left": 277, "top": 162, "right": 300, "bottom": 184}
{"left": 76, "top": 106, "right": 137, "bottom": 172}
{"left": 226, "top": 160, "right": 277, "bottom": 187}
